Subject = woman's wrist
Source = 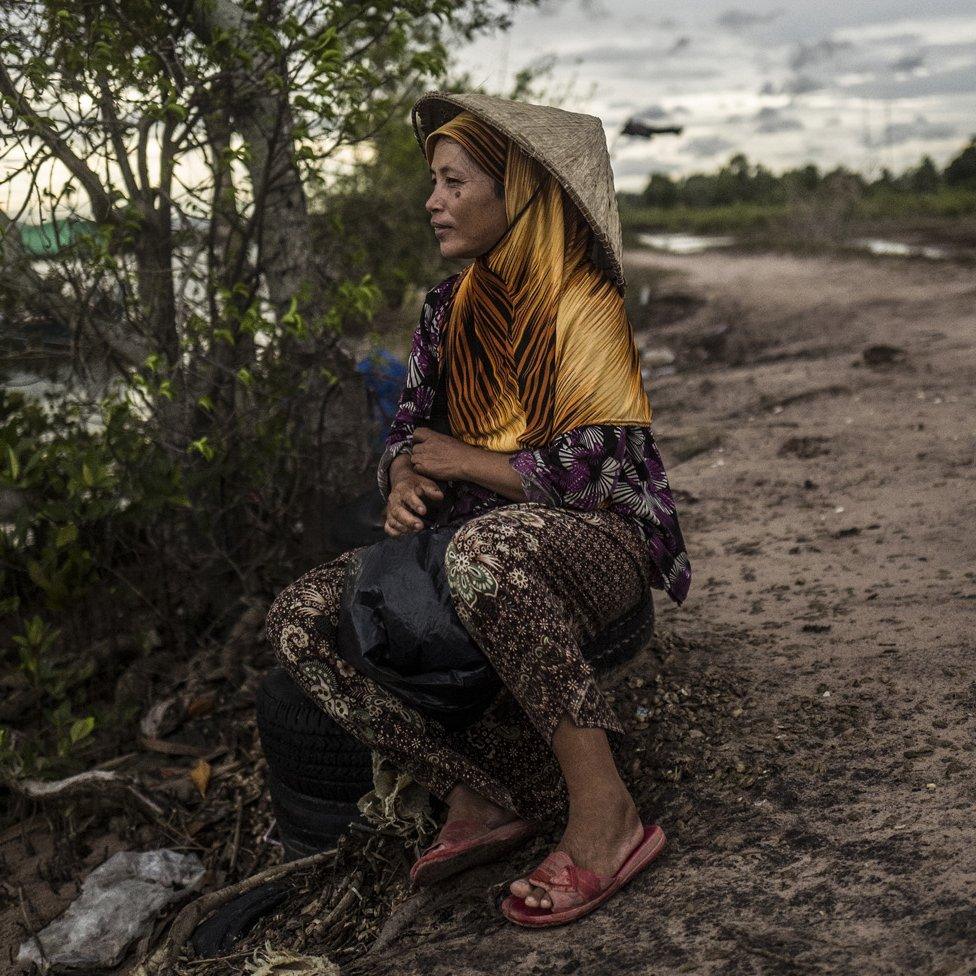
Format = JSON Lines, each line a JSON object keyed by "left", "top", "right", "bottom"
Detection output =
{"left": 463, "top": 446, "right": 527, "bottom": 502}
{"left": 390, "top": 451, "right": 414, "bottom": 487}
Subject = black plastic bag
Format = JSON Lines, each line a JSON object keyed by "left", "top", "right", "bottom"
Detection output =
{"left": 335, "top": 518, "right": 502, "bottom": 732}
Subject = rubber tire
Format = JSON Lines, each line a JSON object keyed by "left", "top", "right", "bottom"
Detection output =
{"left": 256, "top": 667, "right": 374, "bottom": 802}
{"left": 584, "top": 590, "right": 655, "bottom": 672}
{"left": 268, "top": 770, "right": 366, "bottom": 859}
{"left": 190, "top": 882, "right": 290, "bottom": 958}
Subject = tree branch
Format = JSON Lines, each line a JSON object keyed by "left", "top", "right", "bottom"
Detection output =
{"left": 0, "top": 61, "right": 119, "bottom": 223}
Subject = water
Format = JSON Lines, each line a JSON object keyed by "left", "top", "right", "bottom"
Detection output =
{"left": 636, "top": 231, "right": 954, "bottom": 261}
{"left": 637, "top": 232, "right": 735, "bottom": 254}
{"left": 851, "top": 238, "right": 950, "bottom": 260}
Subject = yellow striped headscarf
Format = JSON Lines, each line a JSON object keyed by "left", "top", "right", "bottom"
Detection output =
{"left": 425, "top": 111, "right": 652, "bottom": 453}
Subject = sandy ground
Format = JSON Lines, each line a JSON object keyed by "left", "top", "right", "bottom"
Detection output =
{"left": 344, "top": 247, "right": 976, "bottom": 975}
{"left": 4, "top": 247, "right": 974, "bottom": 974}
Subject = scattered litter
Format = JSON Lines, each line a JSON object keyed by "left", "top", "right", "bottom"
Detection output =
{"left": 17, "top": 849, "right": 204, "bottom": 971}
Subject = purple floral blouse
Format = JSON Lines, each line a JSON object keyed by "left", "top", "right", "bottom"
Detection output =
{"left": 377, "top": 273, "right": 692, "bottom": 606}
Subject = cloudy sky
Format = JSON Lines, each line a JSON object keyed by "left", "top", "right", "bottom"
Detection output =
{"left": 459, "top": 0, "right": 976, "bottom": 190}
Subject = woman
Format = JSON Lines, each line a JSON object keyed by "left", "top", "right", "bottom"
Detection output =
{"left": 266, "top": 90, "right": 692, "bottom": 927}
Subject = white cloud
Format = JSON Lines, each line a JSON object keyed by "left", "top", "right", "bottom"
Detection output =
{"left": 869, "top": 114, "right": 957, "bottom": 145}
{"left": 457, "top": 0, "right": 976, "bottom": 186}
{"left": 683, "top": 135, "right": 738, "bottom": 158}
{"left": 755, "top": 107, "right": 805, "bottom": 132}
{"left": 716, "top": 8, "right": 783, "bottom": 30}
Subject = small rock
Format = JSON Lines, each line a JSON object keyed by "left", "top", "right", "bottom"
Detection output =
{"left": 862, "top": 344, "right": 908, "bottom": 367}
{"left": 779, "top": 436, "right": 831, "bottom": 460}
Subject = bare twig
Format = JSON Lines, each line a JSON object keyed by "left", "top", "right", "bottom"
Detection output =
{"left": 225, "top": 796, "right": 243, "bottom": 874}
{"left": 137, "top": 736, "right": 213, "bottom": 759}
{"left": 8, "top": 769, "right": 167, "bottom": 821}
{"left": 366, "top": 888, "right": 442, "bottom": 956}
{"left": 17, "top": 884, "right": 48, "bottom": 967}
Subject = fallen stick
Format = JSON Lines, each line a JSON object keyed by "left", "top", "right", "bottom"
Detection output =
{"left": 134, "top": 846, "right": 338, "bottom": 976}
{"left": 8, "top": 769, "right": 166, "bottom": 820}
{"left": 18, "top": 885, "right": 48, "bottom": 969}
{"left": 0, "top": 815, "right": 45, "bottom": 848}
{"left": 137, "top": 736, "right": 223, "bottom": 759}
{"left": 311, "top": 886, "right": 357, "bottom": 939}
{"left": 367, "top": 888, "right": 442, "bottom": 955}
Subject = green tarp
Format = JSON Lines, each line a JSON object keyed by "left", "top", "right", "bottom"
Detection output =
{"left": 11, "top": 218, "right": 98, "bottom": 256}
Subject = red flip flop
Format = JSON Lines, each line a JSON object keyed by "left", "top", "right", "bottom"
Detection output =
{"left": 410, "top": 817, "right": 541, "bottom": 886}
{"left": 500, "top": 823, "right": 666, "bottom": 927}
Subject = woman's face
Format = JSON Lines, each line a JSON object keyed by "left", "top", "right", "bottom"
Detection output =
{"left": 425, "top": 137, "right": 508, "bottom": 260}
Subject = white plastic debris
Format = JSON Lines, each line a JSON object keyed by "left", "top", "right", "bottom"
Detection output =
{"left": 18, "top": 849, "right": 205, "bottom": 971}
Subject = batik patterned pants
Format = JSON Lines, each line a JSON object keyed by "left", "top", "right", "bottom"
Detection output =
{"left": 265, "top": 502, "right": 652, "bottom": 823}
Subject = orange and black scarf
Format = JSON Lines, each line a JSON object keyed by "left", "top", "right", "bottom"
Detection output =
{"left": 425, "top": 110, "right": 652, "bottom": 453}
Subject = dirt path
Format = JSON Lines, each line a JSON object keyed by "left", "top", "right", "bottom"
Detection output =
{"left": 349, "top": 248, "right": 976, "bottom": 975}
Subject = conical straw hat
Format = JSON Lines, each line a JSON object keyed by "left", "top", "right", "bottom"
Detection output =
{"left": 411, "top": 90, "right": 626, "bottom": 294}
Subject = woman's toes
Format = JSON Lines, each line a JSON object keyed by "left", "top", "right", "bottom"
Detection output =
{"left": 509, "top": 878, "right": 552, "bottom": 910}
{"left": 524, "top": 885, "right": 552, "bottom": 909}
{"left": 510, "top": 877, "right": 532, "bottom": 898}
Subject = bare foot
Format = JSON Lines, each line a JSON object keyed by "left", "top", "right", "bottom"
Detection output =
{"left": 508, "top": 787, "right": 643, "bottom": 910}
{"left": 437, "top": 783, "right": 519, "bottom": 839}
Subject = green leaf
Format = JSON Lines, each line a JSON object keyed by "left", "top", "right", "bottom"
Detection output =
{"left": 189, "top": 437, "right": 215, "bottom": 461}
{"left": 69, "top": 716, "right": 95, "bottom": 745}
{"left": 55, "top": 523, "right": 78, "bottom": 548}
{"left": 6, "top": 446, "right": 18, "bottom": 481}
{"left": 27, "top": 560, "right": 49, "bottom": 592}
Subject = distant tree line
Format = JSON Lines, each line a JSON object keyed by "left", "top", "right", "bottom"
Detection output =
{"left": 628, "top": 137, "right": 976, "bottom": 209}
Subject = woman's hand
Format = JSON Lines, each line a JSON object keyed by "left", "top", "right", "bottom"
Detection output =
{"left": 386, "top": 458, "right": 445, "bottom": 537}
{"left": 410, "top": 427, "right": 473, "bottom": 482}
